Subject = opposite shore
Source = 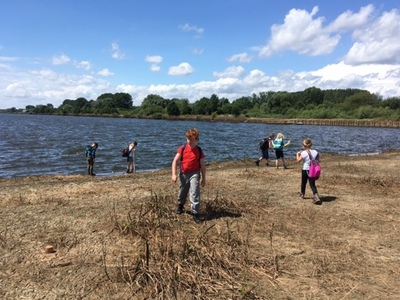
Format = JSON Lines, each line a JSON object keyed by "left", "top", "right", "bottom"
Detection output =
{"left": 2, "top": 112, "right": 400, "bottom": 128}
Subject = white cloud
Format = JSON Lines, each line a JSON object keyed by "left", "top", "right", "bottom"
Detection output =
{"left": 97, "top": 68, "right": 114, "bottom": 76}
{"left": 150, "top": 64, "right": 161, "bottom": 72}
{"left": 259, "top": 6, "right": 340, "bottom": 57}
{"left": 344, "top": 9, "right": 400, "bottom": 65}
{"left": 213, "top": 66, "right": 246, "bottom": 78}
{"left": 168, "top": 62, "right": 194, "bottom": 76}
{"left": 75, "top": 60, "right": 92, "bottom": 70}
{"left": 179, "top": 23, "right": 204, "bottom": 35}
{"left": 0, "top": 56, "right": 19, "bottom": 62}
{"left": 145, "top": 55, "right": 163, "bottom": 72}
{"left": 145, "top": 55, "right": 163, "bottom": 64}
{"left": 259, "top": 5, "right": 375, "bottom": 58}
{"left": 192, "top": 48, "right": 204, "bottom": 55}
{"left": 0, "top": 63, "right": 14, "bottom": 71}
{"left": 327, "top": 4, "right": 374, "bottom": 32}
{"left": 52, "top": 54, "right": 70, "bottom": 65}
{"left": 2, "top": 58, "right": 400, "bottom": 109}
{"left": 258, "top": 4, "right": 398, "bottom": 66}
{"left": 228, "top": 52, "right": 251, "bottom": 63}
{"left": 1, "top": 68, "right": 111, "bottom": 108}
{"left": 111, "top": 43, "right": 125, "bottom": 59}
{"left": 117, "top": 61, "right": 400, "bottom": 106}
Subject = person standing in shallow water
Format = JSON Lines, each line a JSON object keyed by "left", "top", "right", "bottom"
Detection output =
{"left": 126, "top": 141, "right": 137, "bottom": 173}
{"left": 171, "top": 128, "right": 206, "bottom": 224}
{"left": 85, "top": 142, "right": 98, "bottom": 176}
{"left": 296, "top": 138, "right": 321, "bottom": 204}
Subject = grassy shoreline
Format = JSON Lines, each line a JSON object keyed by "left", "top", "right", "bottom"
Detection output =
{"left": 1, "top": 151, "right": 399, "bottom": 299}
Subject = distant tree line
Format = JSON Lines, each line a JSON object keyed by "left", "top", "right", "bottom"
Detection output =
{"left": 2, "top": 87, "right": 400, "bottom": 120}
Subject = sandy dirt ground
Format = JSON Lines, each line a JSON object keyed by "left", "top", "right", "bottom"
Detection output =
{"left": 0, "top": 150, "right": 399, "bottom": 299}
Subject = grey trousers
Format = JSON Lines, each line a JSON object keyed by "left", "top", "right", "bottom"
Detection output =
{"left": 178, "top": 171, "right": 201, "bottom": 214}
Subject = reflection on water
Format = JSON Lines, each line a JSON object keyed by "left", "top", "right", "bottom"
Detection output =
{"left": 0, "top": 113, "right": 399, "bottom": 178}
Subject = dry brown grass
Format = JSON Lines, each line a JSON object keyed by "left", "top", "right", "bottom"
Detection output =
{"left": 1, "top": 151, "right": 399, "bottom": 299}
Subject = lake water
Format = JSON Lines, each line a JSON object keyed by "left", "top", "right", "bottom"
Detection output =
{"left": 0, "top": 113, "right": 399, "bottom": 178}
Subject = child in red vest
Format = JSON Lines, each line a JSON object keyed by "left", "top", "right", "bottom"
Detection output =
{"left": 171, "top": 128, "right": 206, "bottom": 223}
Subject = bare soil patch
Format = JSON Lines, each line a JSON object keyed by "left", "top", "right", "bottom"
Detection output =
{"left": 1, "top": 151, "right": 399, "bottom": 299}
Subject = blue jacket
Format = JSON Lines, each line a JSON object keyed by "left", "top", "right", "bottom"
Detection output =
{"left": 85, "top": 145, "right": 96, "bottom": 158}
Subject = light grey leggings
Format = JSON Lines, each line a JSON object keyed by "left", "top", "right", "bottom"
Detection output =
{"left": 178, "top": 171, "right": 201, "bottom": 214}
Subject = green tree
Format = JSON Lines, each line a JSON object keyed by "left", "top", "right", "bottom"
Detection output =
{"left": 192, "top": 97, "right": 210, "bottom": 115}
{"left": 231, "top": 96, "right": 252, "bottom": 114}
{"left": 140, "top": 94, "right": 168, "bottom": 115}
{"left": 381, "top": 97, "right": 400, "bottom": 109}
{"left": 340, "top": 91, "right": 378, "bottom": 111}
{"left": 167, "top": 101, "right": 180, "bottom": 116}
{"left": 209, "top": 94, "right": 219, "bottom": 113}
{"left": 113, "top": 93, "right": 133, "bottom": 109}
{"left": 173, "top": 98, "right": 191, "bottom": 115}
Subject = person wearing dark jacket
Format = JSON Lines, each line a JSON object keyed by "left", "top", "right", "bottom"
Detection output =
{"left": 85, "top": 142, "right": 98, "bottom": 175}
{"left": 255, "top": 133, "right": 274, "bottom": 166}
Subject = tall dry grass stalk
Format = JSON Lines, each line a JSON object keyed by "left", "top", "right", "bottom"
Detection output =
{"left": 102, "top": 190, "right": 276, "bottom": 299}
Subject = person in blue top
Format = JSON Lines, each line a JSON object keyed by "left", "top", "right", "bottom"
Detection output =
{"left": 126, "top": 141, "right": 137, "bottom": 173}
{"left": 85, "top": 142, "right": 98, "bottom": 176}
{"left": 272, "top": 133, "right": 290, "bottom": 169}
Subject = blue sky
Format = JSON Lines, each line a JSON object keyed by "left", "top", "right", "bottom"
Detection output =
{"left": 1, "top": 0, "right": 400, "bottom": 109}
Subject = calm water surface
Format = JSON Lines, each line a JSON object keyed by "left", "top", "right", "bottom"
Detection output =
{"left": 0, "top": 114, "right": 399, "bottom": 178}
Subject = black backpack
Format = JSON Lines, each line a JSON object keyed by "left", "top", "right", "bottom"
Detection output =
{"left": 259, "top": 138, "right": 269, "bottom": 151}
{"left": 121, "top": 147, "right": 130, "bottom": 157}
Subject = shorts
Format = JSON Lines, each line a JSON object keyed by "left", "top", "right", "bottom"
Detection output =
{"left": 275, "top": 150, "right": 284, "bottom": 159}
{"left": 261, "top": 149, "right": 269, "bottom": 159}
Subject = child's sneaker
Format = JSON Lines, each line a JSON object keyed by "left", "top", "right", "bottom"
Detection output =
{"left": 193, "top": 214, "right": 201, "bottom": 224}
{"left": 312, "top": 194, "right": 321, "bottom": 204}
{"left": 298, "top": 192, "right": 304, "bottom": 199}
{"left": 255, "top": 160, "right": 260, "bottom": 166}
{"left": 176, "top": 205, "right": 183, "bottom": 214}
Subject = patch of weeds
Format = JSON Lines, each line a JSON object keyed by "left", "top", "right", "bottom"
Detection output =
{"left": 102, "top": 191, "right": 276, "bottom": 299}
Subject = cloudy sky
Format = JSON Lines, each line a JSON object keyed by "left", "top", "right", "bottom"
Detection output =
{"left": 1, "top": 0, "right": 399, "bottom": 109}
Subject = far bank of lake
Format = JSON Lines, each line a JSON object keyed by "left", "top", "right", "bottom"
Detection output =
{"left": 3, "top": 112, "right": 400, "bottom": 128}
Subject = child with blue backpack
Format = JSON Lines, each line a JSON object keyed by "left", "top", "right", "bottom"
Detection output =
{"left": 85, "top": 142, "right": 98, "bottom": 176}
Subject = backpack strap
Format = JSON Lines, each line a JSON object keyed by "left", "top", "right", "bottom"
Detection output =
{"left": 306, "top": 150, "right": 319, "bottom": 161}
{"left": 181, "top": 144, "right": 202, "bottom": 165}
{"left": 306, "top": 150, "right": 313, "bottom": 160}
